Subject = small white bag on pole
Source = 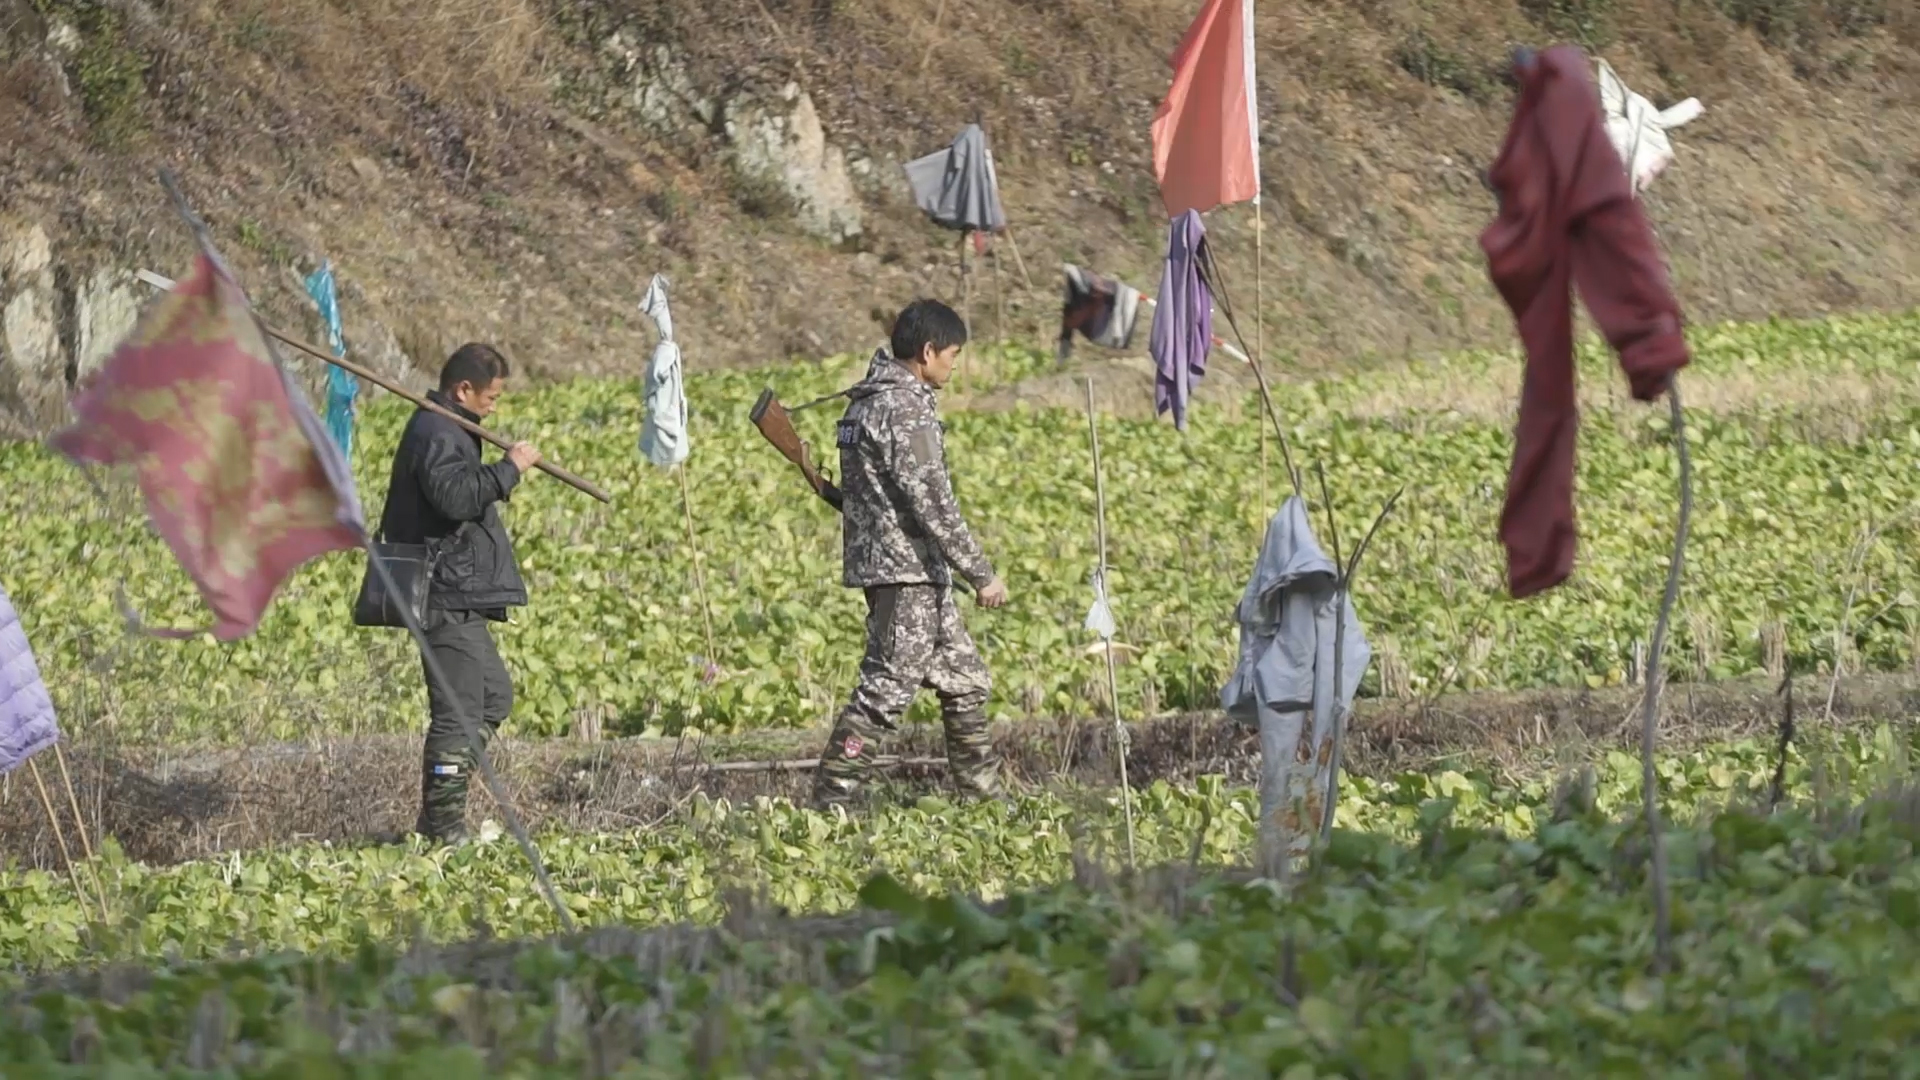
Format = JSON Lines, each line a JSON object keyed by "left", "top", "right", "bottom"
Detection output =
{"left": 1085, "top": 568, "right": 1117, "bottom": 641}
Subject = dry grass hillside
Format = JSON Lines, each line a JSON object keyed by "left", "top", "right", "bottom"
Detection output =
{"left": 0, "top": 0, "right": 1914, "bottom": 418}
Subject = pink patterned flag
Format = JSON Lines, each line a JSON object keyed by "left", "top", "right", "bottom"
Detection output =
{"left": 50, "top": 246, "right": 366, "bottom": 640}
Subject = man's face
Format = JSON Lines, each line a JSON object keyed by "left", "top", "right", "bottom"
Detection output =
{"left": 453, "top": 377, "right": 507, "bottom": 418}
{"left": 918, "top": 344, "right": 962, "bottom": 389}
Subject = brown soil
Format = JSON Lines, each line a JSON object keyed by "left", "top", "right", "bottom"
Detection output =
{"left": 0, "top": 0, "right": 1914, "bottom": 413}
{"left": 5, "top": 671, "right": 1910, "bottom": 871}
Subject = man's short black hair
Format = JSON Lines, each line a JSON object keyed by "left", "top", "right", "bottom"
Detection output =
{"left": 439, "top": 343, "right": 512, "bottom": 393}
{"left": 890, "top": 299, "right": 968, "bottom": 364}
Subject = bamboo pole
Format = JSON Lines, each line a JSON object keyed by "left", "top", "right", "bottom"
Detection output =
{"left": 134, "top": 269, "right": 611, "bottom": 504}
{"left": 958, "top": 235, "right": 973, "bottom": 392}
{"left": 1318, "top": 486, "right": 1403, "bottom": 846}
{"left": 1640, "top": 383, "right": 1693, "bottom": 975}
{"left": 1085, "top": 378, "right": 1137, "bottom": 868}
{"left": 677, "top": 464, "right": 721, "bottom": 679}
{"left": 1255, "top": 199, "right": 1268, "bottom": 514}
{"left": 703, "top": 754, "right": 945, "bottom": 774}
{"left": 52, "top": 743, "right": 107, "bottom": 914}
{"left": 992, "top": 245, "right": 1006, "bottom": 342}
{"left": 28, "top": 758, "right": 105, "bottom": 923}
{"left": 919, "top": 0, "right": 948, "bottom": 73}
{"left": 1000, "top": 222, "right": 1036, "bottom": 292}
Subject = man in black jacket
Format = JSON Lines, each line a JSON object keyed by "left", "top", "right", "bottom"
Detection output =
{"left": 377, "top": 343, "right": 542, "bottom": 843}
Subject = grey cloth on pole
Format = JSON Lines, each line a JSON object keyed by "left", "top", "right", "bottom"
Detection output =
{"left": 1221, "top": 495, "right": 1372, "bottom": 857}
{"left": 903, "top": 124, "right": 1008, "bottom": 233}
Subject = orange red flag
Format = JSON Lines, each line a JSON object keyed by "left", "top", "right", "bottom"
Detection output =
{"left": 50, "top": 247, "right": 366, "bottom": 640}
{"left": 1151, "top": 0, "right": 1261, "bottom": 219}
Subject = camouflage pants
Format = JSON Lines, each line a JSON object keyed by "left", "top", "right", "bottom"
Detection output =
{"left": 416, "top": 608, "right": 512, "bottom": 841}
{"left": 814, "top": 584, "right": 998, "bottom": 804}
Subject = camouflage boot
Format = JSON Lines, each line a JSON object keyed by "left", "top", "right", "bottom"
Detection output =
{"left": 813, "top": 712, "right": 878, "bottom": 809}
{"left": 414, "top": 752, "right": 473, "bottom": 845}
{"left": 943, "top": 711, "right": 1001, "bottom": 797}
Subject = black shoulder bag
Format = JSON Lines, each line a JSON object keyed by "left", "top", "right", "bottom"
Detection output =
{"left": 351, "top": 535, "right": 438, "bottom": 629}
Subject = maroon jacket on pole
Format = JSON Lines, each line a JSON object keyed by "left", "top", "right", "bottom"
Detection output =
{"left": 1481, "top": 45, "right": 1691, "bottom": 599}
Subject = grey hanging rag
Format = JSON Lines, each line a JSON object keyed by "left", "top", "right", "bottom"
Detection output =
{"left": 903, "top": 123, "right": 1008, "bottom": 234}
{"left": 1220, "top": 495, "right": 1373, "bottom": 857}
{"left": 1057, "top": 264, "right": 1145, "bottom": 362}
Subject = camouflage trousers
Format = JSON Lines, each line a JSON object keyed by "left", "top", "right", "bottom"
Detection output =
{"left": 814, "top": 584, "right": 998, "bottom": 805}
{"left": 416, "top": 608, "right": 513, "bottom": 843}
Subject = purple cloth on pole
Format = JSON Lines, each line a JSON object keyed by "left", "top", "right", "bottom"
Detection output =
{"left": 1149, "top": 209, "right": 1213, "bottom": 431}
{"left": 0, "top": 583, "right": 58, "bottom": 776}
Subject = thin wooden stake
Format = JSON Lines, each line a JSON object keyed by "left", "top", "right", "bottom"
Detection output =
{"left": 919, "top": 0, "right": 948, "bottom": 73}
{"left": 1640, "top": 382, "right": 1693, "bottom": 975}
{"left": 1255, "top": 199, "right": 1268, "bottom": 513}
{"left": 992, "top": 244, "right": 1006, "bottom": 341}
{"left": 28, "top": 757, "right": 104, "bottom": 923}
{"left": 1086, "top": 378, "right": 1136, "bottom": 868}
{"left": 52, "top": 743, "right": 95, "bottom": 863}
{"left": 1770, "top": 671, "right": 1795, "bottom": 812}
{"left": 52, "top": 743, "right": 107, "bottom": 914}
{"left": 1192, "top": 243, "right": 1300, "bottom": 498}
{"left": 1320, "top": 486, "right": 1404, "bottom": 847}
{"left": 959, "top": 234, "right": 973, "bottom": 392}
{"left": 678, "top": 464, "right": 721, "bottom": 676}
{"left": 999, "top": 223, "right": 1036, "bottom": 292}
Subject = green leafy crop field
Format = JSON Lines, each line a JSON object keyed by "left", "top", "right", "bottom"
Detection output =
{"left": 2, "top": 312, "right": 1915, "bottom": 743}
{"left": 2, "top": 724, "right": 1911, "bottom": 970}
{"left": 5, "top": 726, "right": 1920, "bottom": 1073}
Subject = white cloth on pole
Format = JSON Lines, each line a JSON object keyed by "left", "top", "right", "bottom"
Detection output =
{"left": 1220, "top": 495, "right": 1372, "bottom": 859}
{"left": 638, "top": 273, "right": 688, "bottom": 468}
{"left": 1596, "top": 58, "right": 1703, "bottom": 196}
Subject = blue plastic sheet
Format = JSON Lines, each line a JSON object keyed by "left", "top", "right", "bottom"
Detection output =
{"left": 303, "top": 261, "right": 358, "bottom": 458}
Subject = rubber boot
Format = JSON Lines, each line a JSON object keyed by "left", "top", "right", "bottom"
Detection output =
{"left": 414, "top": 752, "right": 473, "bottom": 845}
{"left": 944, "top": 711, "right": 1002, "bottom": 798}
{"left": 812, "top": 715, "right": 871, "bottom": 809}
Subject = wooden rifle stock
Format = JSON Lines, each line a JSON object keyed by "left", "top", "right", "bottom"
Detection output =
{"left": 750, "top": 389, "right": 843, "bottom": 511}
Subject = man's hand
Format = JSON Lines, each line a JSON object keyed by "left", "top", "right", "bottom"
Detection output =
{"left": 507, "top": 441, "right": 542, "bottom": 474}
{"left": 976, "top": 578, "right": 1009, "bottom": 609}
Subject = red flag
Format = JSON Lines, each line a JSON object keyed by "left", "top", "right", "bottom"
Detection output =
{"left": 50, "top": 249, "right": 366, "bottom": 640}
{"left": 1151, "top": 0, "right": 1260, "bottom": 219}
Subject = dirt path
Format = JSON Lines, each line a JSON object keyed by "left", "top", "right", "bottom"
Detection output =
{"left": 3, "top": 673, "right": 1909, "bottom": 872}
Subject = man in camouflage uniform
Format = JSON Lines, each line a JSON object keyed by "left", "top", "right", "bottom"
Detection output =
{"left": 814, "top": 299, "right": 1011, "bottom": 806}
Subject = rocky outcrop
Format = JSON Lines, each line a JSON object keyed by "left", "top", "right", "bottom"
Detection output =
{"left": 73, "top": 268, "right": 140, "bottom": 379}
{"left": 0, "top": 220, "right": 427, "bottom": 440}
{"left": 724, "top": 81, "right": 864, "bottom": 243}
{"left": 0, "top": 222, "right": 67, "bottom": 433}
{"left": 602, "top": 40, "right": 863, "bottom": 243}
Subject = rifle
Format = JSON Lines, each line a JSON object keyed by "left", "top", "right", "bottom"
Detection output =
{"left": 750, "top": 388, "right": 844, "bottom": 511}
{"left": 749, "top": 385, "right": 980, "bottom": 599}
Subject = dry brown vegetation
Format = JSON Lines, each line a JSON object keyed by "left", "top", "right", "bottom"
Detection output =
{"left": 4, "top": 670, "right": 1912, "bottom": 871}
{"left": 0, "top": 0, "right": 1913, "bottom": 394}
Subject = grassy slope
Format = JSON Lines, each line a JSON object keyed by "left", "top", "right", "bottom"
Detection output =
{"left": 0, "top": 0, "right": 1912, "bottom": 410}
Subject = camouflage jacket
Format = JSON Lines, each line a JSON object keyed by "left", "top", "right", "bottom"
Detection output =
{"left": 836, "top": 350, "right": 996, "bottom": 590}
